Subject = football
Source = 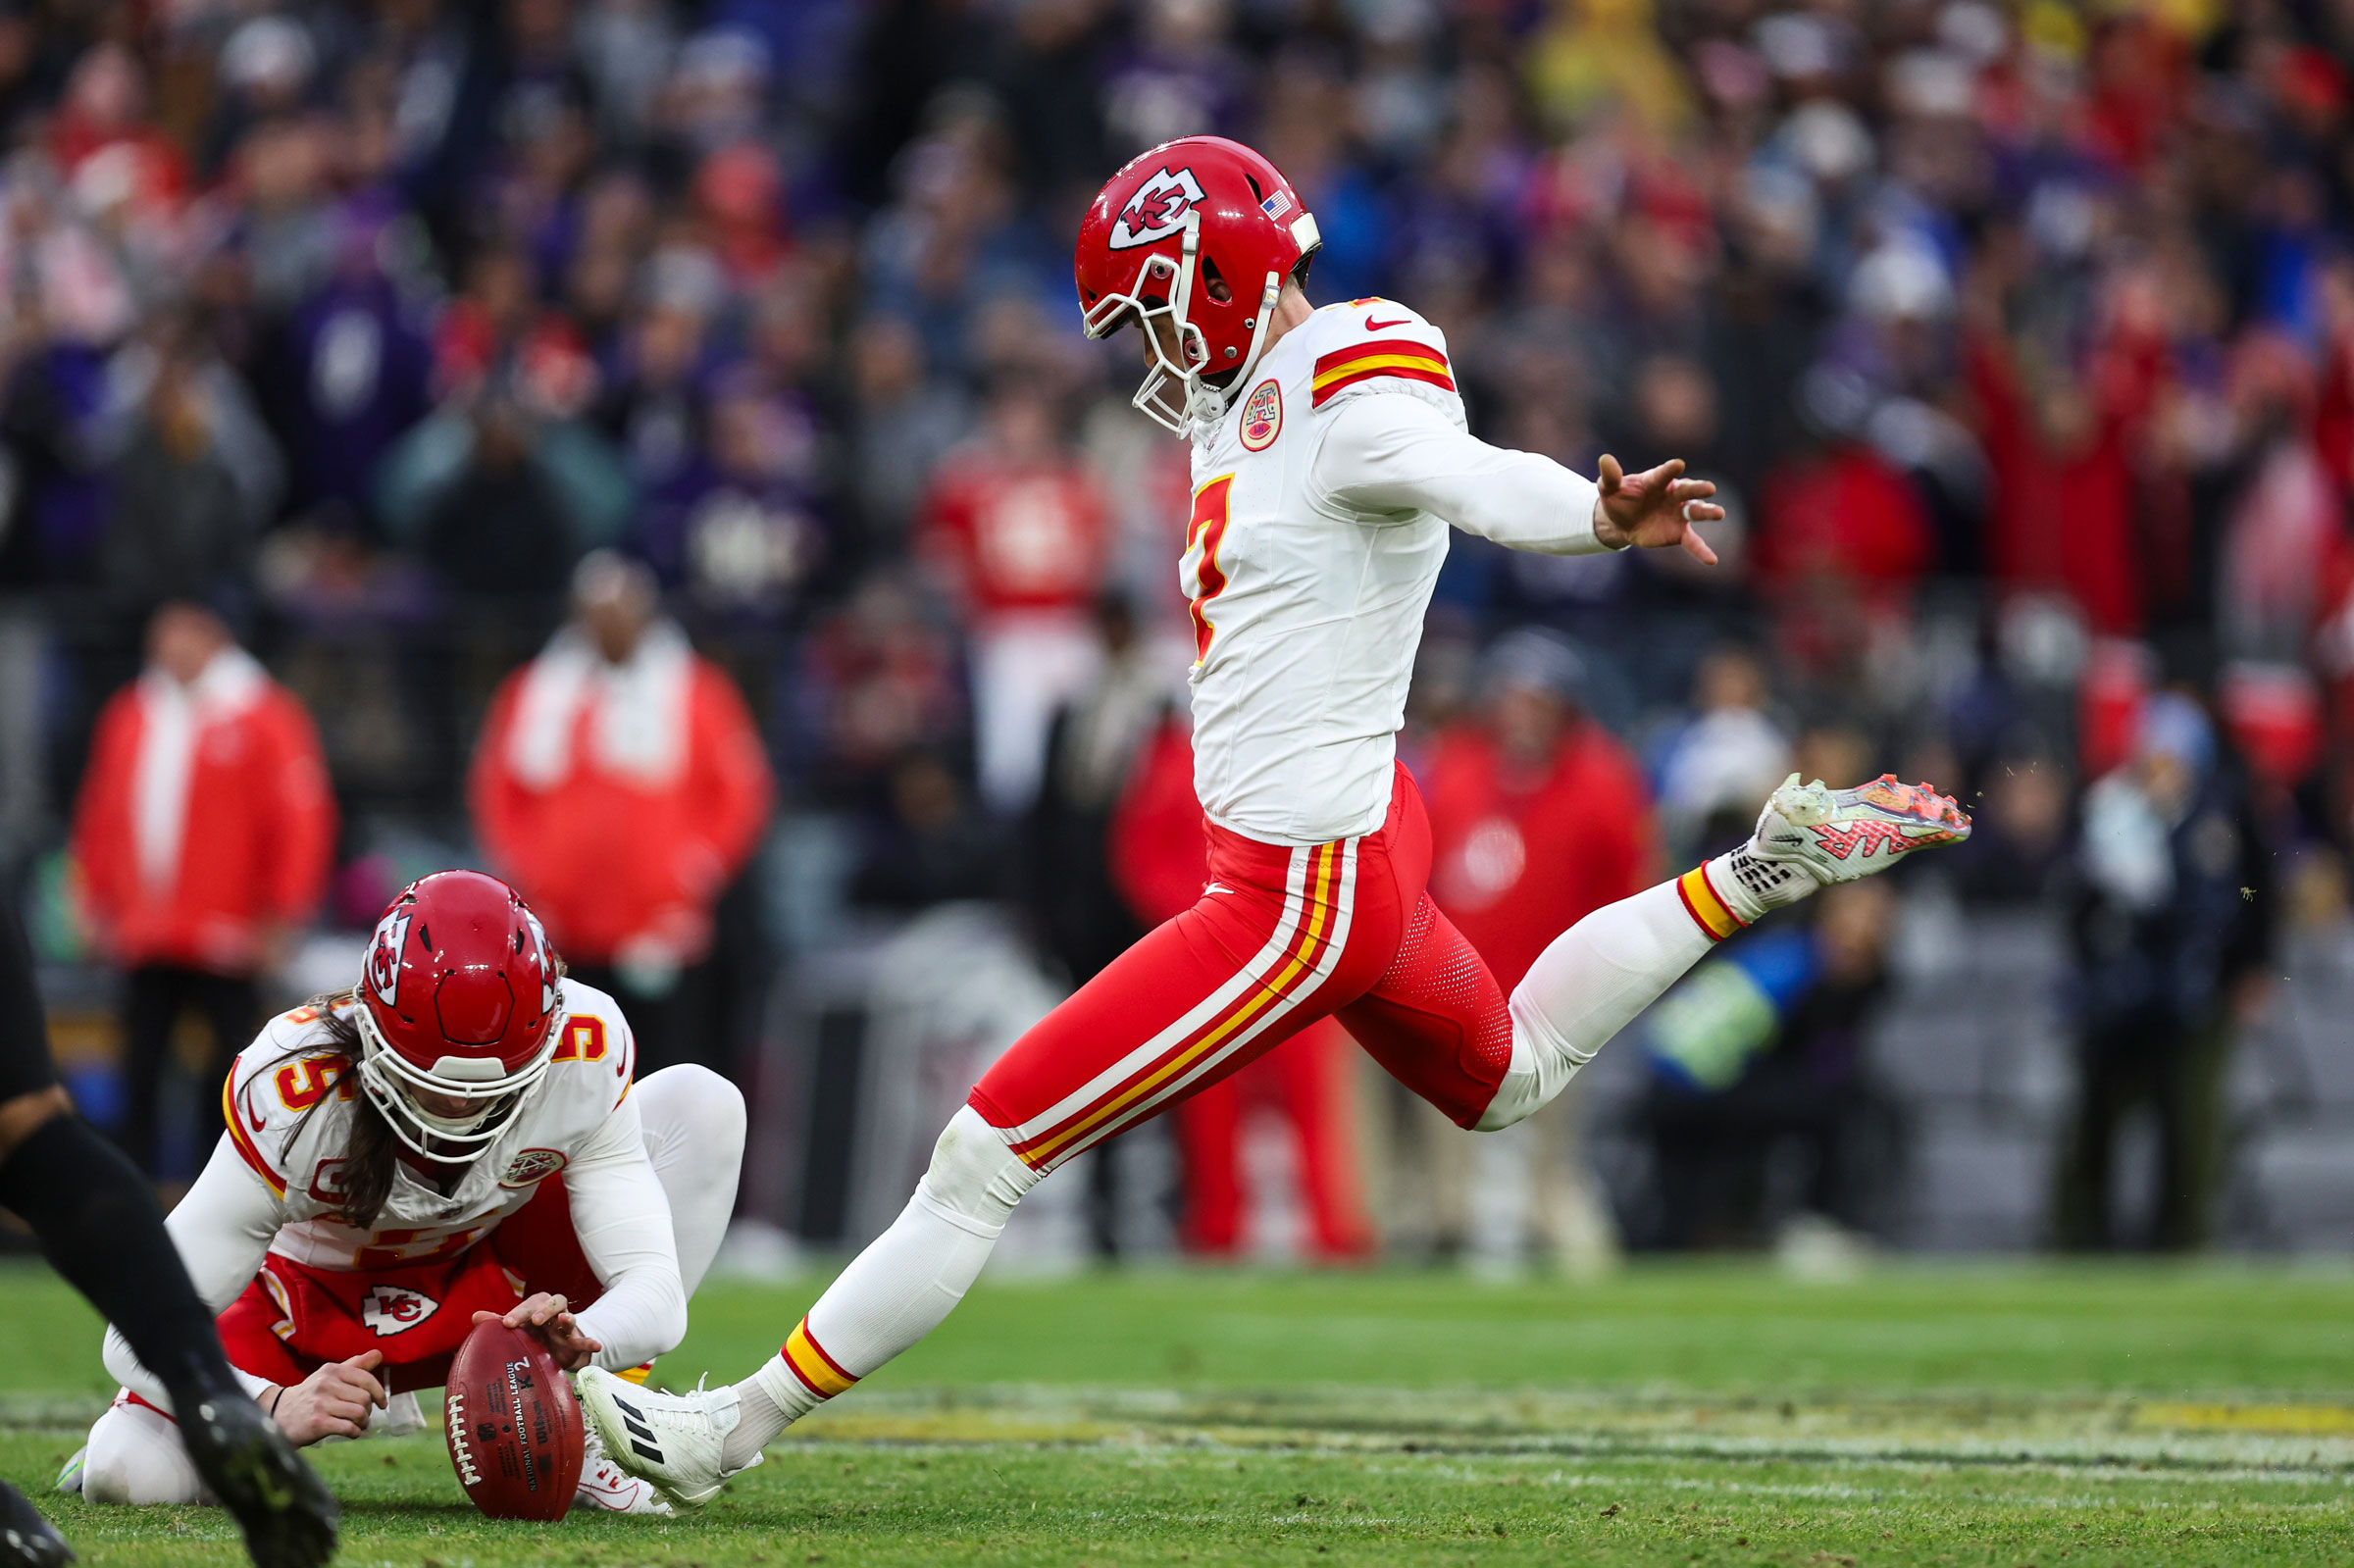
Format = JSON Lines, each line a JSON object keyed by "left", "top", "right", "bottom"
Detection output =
{"left": 443, "top": 1318, "right": 584, "bottom": 1520}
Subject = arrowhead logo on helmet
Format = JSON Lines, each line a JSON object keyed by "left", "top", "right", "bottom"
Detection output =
{"left": 1109, "top": 167, "right": 1205, "bottom": 249}
{"left": 367, "top": 911, "right": 411, "bottom": 1006}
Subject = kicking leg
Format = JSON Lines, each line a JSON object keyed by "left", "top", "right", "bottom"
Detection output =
{"left": 1355, "top": 775, "right": 1970, "bottom": 1132}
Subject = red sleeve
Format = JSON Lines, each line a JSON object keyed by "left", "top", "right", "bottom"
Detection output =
{"left": 257, "top": 690, "right": 337, "bottom": 923}
{"left": 679, "top": 662, "right": 774, "bottom": 895}
{"left": 467, "top": 674, "right": 537, "bottom": 886}
{"left": 69, "top": 690, "right": 141, "bottom": 933}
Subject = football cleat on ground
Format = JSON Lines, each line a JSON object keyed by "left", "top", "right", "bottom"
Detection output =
{"left": 178, "top": 1392, "right": 338, "bottom": 1568}
{"left": 0, "top": 1479, "right": 71, "bottom": 1567}
{"left": 574, "top": 1426, "right": 673, "bottom": 1515}
{"left": 576, "top": 1367, "right": 760, "bottom": 1507}
{"left": 1726, "top": 773, "right": 1971, "bottom": 913}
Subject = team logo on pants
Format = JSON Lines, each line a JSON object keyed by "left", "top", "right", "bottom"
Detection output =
{"left": 361, "top": 1284, "right": 440, "bottom": 1337}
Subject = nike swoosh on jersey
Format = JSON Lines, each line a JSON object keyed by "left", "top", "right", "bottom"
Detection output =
{"left": 1363, "top": 316, "right": 1408, "bottom": 330}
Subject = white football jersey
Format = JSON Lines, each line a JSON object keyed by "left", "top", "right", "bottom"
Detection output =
{"left": 1184, "top": 296, "right": 1468, "bottom": 845}
{"left": 220, "top": 979, "right": 637, "bottom": 1272}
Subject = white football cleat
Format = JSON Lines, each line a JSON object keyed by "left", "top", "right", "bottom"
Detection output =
{"left": 1726, "top": 773, "right": 1971, "bottom": 912}
{"left": 576, "top": 1367, "right": 759, "bottom": 1507}
{"left": 53, "top": 1446, "right": 83, "bottom": 1495}
{"left": 574, "top": 1424, "right": 673, "bottom": 1515}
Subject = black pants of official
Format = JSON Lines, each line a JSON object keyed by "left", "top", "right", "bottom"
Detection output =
{"left": 2054, "top": 1016, "right": 2229, "bottom": 1251}
{"left": 119, "top": 964, "right": 258, "bottom": 1178}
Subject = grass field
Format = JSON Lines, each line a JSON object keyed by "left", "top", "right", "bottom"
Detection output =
{"left": 5, "top": 1260, "right": 2353, "bottom": 1565}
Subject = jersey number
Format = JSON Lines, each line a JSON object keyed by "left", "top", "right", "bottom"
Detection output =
{"left": 1187, "top": 475, "right": 1235, "bottom": 664}
{"left": 275, "top": 1055, "right": 355, "bottom": 1112}
{"left": 551, "top": 1016, "right": 606, "bottom": 1064}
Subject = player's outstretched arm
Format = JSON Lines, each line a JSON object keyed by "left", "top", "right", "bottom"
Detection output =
{"left": 1308, "top": 393, "right": 1723, "bottom": 561}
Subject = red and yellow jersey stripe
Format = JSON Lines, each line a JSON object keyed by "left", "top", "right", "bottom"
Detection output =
{"left": 781, "top": 1317, "right": 858, "bottom": 1399}
{"left": 1007, "top": 838, "right": 1352, "bottom": 1171}
{"left": 221, "top": 1072, "right": 288, "bottom": 1198}
{"left": 1310, "top": 338, "right": 1454, "bottom": 408}
{"left": 1675, "top": 864, "right": 1746, "bottom": 942}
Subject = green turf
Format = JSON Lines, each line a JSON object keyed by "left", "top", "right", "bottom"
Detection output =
{"left": 6, "top": 1261, "right": 2353, "bottom": 1564}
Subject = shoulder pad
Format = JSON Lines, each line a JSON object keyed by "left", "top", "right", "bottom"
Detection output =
{"left": 223, "top": 1010, "right": 359, "bottom": 1200}
{"left": 550, "top": 979, "right": 637, "bottom": 1112}
{"left": 1306, "top": 298, "right": 1456, "bottom": 412}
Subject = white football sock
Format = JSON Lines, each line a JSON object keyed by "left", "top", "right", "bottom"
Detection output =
{"left": 1477, "top": 877, "right": 1718, "bottom": 1130}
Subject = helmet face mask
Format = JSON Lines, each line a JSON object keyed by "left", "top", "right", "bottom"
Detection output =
{"left": 352, "top": 999, "right": 552, "bottom": 1166}
{"left": 353, "top": 871, "right": 566, "bottom": 1169}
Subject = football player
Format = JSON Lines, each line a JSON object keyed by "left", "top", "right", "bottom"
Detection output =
{"left": 68, "top": 870, "right": 743, "bottom": 1519}
{"left": 576, "top": 136, "right": 1970, "bottom": 1504}
{"left": 0, "top": 899, "right": 333, "bottom": 1568}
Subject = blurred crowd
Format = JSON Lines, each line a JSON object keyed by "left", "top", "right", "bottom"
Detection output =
{"left": 0, "top": 0, "right": 2349, "bottom": 1256}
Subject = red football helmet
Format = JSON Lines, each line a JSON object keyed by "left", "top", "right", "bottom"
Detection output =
{"left": 1075, "top": 136, "right": 1321, "bottom": 434}
{"left": 353, "top": 870, "right": 563, "bottom": 1165}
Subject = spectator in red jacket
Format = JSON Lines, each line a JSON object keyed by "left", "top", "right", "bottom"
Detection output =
{"left": 1420, "top": 630, "right": 1655, "bottom": 1269}
{"left": 71, "top": 602, "right": 335, "bottom": 1176}
{"left": 472, "top": 552, "right": 774, "bottom": 1073}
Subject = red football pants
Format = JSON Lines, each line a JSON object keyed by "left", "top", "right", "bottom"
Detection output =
{"left": 214, "top": 1177, "right": 605, "bottom": 1396}
{"left": 970, "top": 763, "right": 1513, "bottom": 1172}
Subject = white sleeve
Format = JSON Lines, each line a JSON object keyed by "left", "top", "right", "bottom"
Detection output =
{"left": 102, "top": 1138, "right": 283, "bottom": 1410}
{"left": 560, "top": 1090, "right": 689, "bottom": 1371}
{"left": 1309, "top": 391, "right": 1615, "bottom": 556}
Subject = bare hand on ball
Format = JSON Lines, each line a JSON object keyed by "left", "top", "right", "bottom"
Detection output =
{"left": 1591, "top": 455, "right": 1722, "bottom": 563}
{"left": 474, "top": 1292, "right": 602, "bottom": 1372}
{"left": 272, "top": 1349, "right": 386, "bottom": 1445}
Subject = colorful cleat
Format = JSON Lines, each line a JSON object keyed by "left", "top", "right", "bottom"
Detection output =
{"left": 575, "top": 1367, "right": 758, "bottom": 1508}
{"left": 1723, "top": 773, "right": 1971, "bottom": 913}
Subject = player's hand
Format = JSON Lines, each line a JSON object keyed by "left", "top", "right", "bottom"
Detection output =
{"left": 477, "top": 1293, "right": 603, "bottom": 1372}
{"left": 1591, "top": 454, "right": 1722, "bottom": 563}
{"left": 272, "top": 1349, "right": 386, "bottom": 1445}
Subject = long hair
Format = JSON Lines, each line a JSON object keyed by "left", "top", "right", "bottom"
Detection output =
{"left": 277, "top": 990, "right": 400, "bottom": 1231}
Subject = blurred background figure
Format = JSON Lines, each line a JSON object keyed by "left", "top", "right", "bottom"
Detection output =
{"left": 918, "top": 381, "right": 1110, "bottom": 817}
{"left": 1418, "top": 630, "right": 1651, "bottom": 1272}
{"left": 472, "top": 552, "right": 773, "bottom": 1075}
{"left": 1655, "top": 647, "right": 1792, "bottom": 861}
{"left": 1640, "top": 881, "right": 1903, "bottom": 1256}
{"left": 2058, "top": 693, "right": 2277, "bottom": 1251}
{"left": 68, "top": 603, "right": 333, "bottom": 1178}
